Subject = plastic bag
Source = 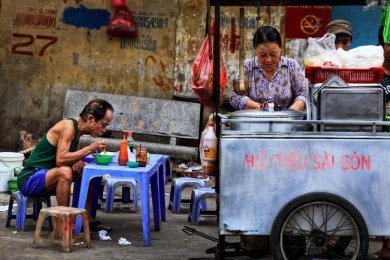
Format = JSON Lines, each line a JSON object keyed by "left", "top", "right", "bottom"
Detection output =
{"left": 304, "top": 33, "right": 342, "bottom": 68}
{"left": 190, "top": 25, "right": 227, "bottom": 107}
{"left": 337, "top": 45, "right": 384, "bottom": 68}
{"left": 107, "top": 5, "right": 138, "bottom": 38}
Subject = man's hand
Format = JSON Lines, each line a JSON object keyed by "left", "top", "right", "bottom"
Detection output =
{"left": 72, "top": 160, "right": 86, "bottom": 180}
{"left": 89, "top": 139, "right": 107, "bottom": 153}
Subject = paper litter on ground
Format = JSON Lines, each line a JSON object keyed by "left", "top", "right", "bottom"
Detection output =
{"left": 118, "top": 237, "right": 131, "bottom": 246}
{"left": 98, "top": 230, "right": 111, "bottom": 241}
{"left": 178, "top": 163, "right": 188, "bottom": 169}
{"left": 185, "top": 165, "right": 202, "bottom": 173}
{"left": 0, "top": 205, "right": 9, "bottom": 212}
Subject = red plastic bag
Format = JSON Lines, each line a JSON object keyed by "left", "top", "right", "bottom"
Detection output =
{"left": 190, "top": 26, "right": 227, "bottom": 107}
{"left": 107, "top": 5, "right": 138, "bottom": 38}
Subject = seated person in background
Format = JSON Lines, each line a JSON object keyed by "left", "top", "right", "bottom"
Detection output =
{"left": 17, "top": 99, "right": 114, "bottom": 232}
{"left": 229, "top": 25, "right": 307, "bottom": 111}
{"left": 326, "top": 19, "right": 353, "bottom": 51}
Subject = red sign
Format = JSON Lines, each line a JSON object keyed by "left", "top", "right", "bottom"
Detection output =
{"left": 285, "top": 6, "right": 331, "bottom": 39}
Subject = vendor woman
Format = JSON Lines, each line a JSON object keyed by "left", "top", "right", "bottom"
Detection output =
{"left": 229, "top": 26, "right": 307, "bottom": 111}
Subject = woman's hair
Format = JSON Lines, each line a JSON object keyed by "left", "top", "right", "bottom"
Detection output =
{"left": 79, "top": 99, "right": 114, "bottom": 121}
{"left": 253, "top": 26, "right": 282, "bottom": 48}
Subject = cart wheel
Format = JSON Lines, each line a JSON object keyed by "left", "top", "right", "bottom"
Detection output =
{"left": 271, "top": 193, "right": 368, "bottom": 260}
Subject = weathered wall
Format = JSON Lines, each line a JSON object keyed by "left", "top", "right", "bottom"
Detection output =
{"left": 0, "top": 0, "right": 291, "bottom": 151}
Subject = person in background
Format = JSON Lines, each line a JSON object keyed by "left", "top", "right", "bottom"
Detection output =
{"left": 229, "top": 26, "right": 307, "bottom": 111}
{"left": 326, "top": 19, "right": 353, "bottom": 51}
{"left": 17, "top": 99, "right": 114, "bottom": 232}
{"left": 378, "top": 25, "right": 390, "bottom": 103}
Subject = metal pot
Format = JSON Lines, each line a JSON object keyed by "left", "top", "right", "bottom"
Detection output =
{"left": 229, "top": 109, "right": 308, "bottom": 132}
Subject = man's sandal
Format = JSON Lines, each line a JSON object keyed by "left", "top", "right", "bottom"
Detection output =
{"left": 89, "top": 221, "right": 112, "bottom": 232}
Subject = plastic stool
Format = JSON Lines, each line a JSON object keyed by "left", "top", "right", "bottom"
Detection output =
{"left": 103, "top": 177, "right": 138, "bottom": 212}
{"left": 168, "top": 177, "right": 206, "bottom": 213}
{"left": 162, "top": 155, "right": 172, "bottom": 183}
{"left": 188, "top": 187, "right": 217, "bottom": 225}
{"left": 32, "top": 206, "right": 91, "bottom": 253}
{"left": 6, "top": 191, "right": 52, "bottom": 231}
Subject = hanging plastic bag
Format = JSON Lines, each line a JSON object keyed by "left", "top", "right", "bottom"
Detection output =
{"left": 303, "top": 33, "right": 342, "bottom": 68}
{"left": 190, "top": 23, "right": 227, "bottom": 107}
{"left": 107, "top": 5, "right": 138, "bottom": 38}
{"left": 111, "top": 0, "right": 126, "bottom": 8}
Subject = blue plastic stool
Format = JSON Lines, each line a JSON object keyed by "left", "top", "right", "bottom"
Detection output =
{"left": 6, "top": 191, "right": 52, "bottom": 231}
{"left": 188, "top": 187, "right": 217, "bottom": 225}
{"left": 162, "top": 155, "right": 172, "bottom": 184}
{"left": 103, "top": 177, "right": 138, "bottom": 212}
{"left": 168, "top": 177, "right": 206, "bottom": 213}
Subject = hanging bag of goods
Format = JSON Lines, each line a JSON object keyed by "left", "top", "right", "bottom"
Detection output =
{"left": 107, "top": 0, "right": 138, "bottom": 38}
{"left": 190, "top": 22, "right": 227, "bottom": 107}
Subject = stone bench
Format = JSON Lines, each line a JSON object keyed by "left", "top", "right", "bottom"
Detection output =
{"left": 63, "top": 89, "right": 201, "bottom": 161}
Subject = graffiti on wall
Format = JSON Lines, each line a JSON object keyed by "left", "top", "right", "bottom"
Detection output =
{"left": 220, "top": 15, "right": 256, "bottom": 54}
{"left": 145, "top": 55, "right": 176, "bottom": 92}
{"left": 62, "top": 5, "right": 110, "bottom": 30}
{"left": 13, "top": 7, "right": 58, "bottom": 29}
{"left": 133, "top": 12, "right": 169, "bottom": 29}
{"left": 63, "top": 0, "right": 84, "bottom": 4}
{"left": 11, "top": 34, "right": 58, "bottom": 56}
{"left": 121, "top": 35, "right": 158, "bottom": 53}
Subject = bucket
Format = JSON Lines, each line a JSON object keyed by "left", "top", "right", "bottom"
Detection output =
{"left": 0, "top": 166, "right": 12, "bottom": 192}
{"left": 0, "top": 152, "right": 24, "bottom": 177}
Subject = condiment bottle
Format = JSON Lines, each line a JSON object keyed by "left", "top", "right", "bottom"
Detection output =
{"left": 127, "top": 131, "right": 134, "bottom": 153}
{"left": 118, "top": 132, "right": 128, "bottom": 166}
{"left": 136, "top": 146, "right": 147, "bottom": 167}
{"left": 202, "top": 123, "right": 217, "bottom": 162}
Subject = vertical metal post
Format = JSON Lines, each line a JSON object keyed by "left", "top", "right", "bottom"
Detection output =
{"left": 213, "top": 1, "right": 225, "bottom": 259}
{"left": 213, "top": 0, "right": 221, "bottom": 193}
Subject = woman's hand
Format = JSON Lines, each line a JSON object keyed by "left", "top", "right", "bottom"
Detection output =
{"left": 288, "top": 100, "right": 306, "bottom": 111}
{"left": 245, "top": 99, "right": 264, "bottom": 110}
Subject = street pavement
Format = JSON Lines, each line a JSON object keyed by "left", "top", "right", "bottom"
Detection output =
{"left": 0, "top": 180, "right": 384, "bottom": 259}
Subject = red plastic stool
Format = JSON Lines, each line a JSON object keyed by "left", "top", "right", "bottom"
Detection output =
{"left": 32, "top": 206, "right": 91, "bottom": 253}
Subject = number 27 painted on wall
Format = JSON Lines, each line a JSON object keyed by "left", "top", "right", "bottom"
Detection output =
{"left": 11, "top": 33, "right": 58, "bottom": 56}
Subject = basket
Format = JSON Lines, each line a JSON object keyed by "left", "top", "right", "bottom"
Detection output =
{"left": 305, "top": 67, "right": 384, "bottom": 84}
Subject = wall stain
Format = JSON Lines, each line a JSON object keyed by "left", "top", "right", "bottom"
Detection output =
{"left": 62, "top": 5, "right": 110, "bottom": 30}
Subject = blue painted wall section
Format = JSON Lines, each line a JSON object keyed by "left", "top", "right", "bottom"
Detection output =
{"left": 332, "top": 6, "right": 380, "bottom": 48}
{"left": 62, "top": 5, "right": 111, "bottom": 30}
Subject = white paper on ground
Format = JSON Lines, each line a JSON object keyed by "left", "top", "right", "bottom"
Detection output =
{"left": 98, "top": 230, "right": 111, "bottom": 241}
{"left": 118, "top": 237, "right": 131, "bottom": 245}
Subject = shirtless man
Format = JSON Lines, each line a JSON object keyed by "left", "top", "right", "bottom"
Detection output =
{"left": 17, "top": 99, "right": 114, "bottom": 231}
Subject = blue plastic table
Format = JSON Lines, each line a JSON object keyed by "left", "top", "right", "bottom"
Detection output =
{"left": 73, "top": 154, "right": 166, "bottom": 246}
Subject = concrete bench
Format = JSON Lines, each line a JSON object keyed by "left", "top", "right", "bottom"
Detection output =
{"left": 63, "top": 89, "right": 201, "bottom": 161}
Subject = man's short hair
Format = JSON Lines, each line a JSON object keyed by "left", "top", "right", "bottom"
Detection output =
{"left": 79, "top": 99, "right": 114, "bottom": 121}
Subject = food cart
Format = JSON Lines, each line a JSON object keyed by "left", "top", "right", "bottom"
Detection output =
{"left": 209, "top": 1, "right": 387, "bottom": 259}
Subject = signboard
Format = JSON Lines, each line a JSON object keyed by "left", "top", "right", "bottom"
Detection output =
{"left": 285, "top": 6, "right": 331, "bottom": 38}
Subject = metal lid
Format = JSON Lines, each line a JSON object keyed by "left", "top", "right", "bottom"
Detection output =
{"left": 230, "top": 109, "right": 306, "bottom": 119}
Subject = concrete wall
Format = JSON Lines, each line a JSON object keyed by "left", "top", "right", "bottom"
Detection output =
{"left": 0, "top": 0, "right": 290, "bottom": 151}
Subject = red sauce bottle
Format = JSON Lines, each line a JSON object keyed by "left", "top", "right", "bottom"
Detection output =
{"left": 118, "top": 132, "right": 128, "bottom": 166}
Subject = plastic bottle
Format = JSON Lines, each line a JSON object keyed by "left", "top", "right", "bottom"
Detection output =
{"left": 118, "top": 132, "right": 128, "bottom": 166}
{"left": 127, "top": 131, "right": 134, "bottom": 152}
{"left": 202, "top": 123, "right": 217, "bottom": 162}
{"left": 127, "top": 131, "right": 136, "bottom": 162}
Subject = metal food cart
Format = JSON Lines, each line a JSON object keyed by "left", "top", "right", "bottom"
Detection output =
{"left": 206, "top": 1, "right": 385, "bottom": 259}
